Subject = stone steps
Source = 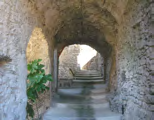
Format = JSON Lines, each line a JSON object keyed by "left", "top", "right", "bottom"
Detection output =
{"left": 75, "top": 74, "right": 101, "bottom": 77}
{"left": 74, "top": 70, "right": 101, "bottom": 77}
{"left": 75, "top": 75, "right": 101, "bottom": 77}
{"left": 43, "top": 107, "right": 121, "bottom": 120}
{"left": 53, "top": 101, "right": 109, "bottom": 109}
{"left": 43, "top": 89, "right": 121, "bottom": 120}
{"left": 43, "top": 116, "right": 122, "bottom": 120}
{"left": 43, "top": 70, "right": 121, "bottom": 120}
{"left": 53, "top": 92, "right": 108, "bottom": 105}
{"left": 55, "top": 93, "right": 107, "bottom": 100}
{"left": 73, "top": 79, "right": 104, "bottom": 83}
{"left": 73, "top": 71, "right": 104, "bottom": 86}
{"left": 75, "top": 72, "right": 100, "bottom": 74}
{"left": 71, "top": 81, "right": 105, "bottom": 88}
{"left": 57, "top": 88, "right": 108, "bottom": 97}
{"left": 75, "top": 70, "right": 100, "bottom": 73}
{"left": 74, "top": 76, "right": 103, "bottom": 80}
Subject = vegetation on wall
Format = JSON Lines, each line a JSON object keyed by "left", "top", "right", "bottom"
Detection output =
{"left": 26, "top": 59, "right": 53, "bottom": 119}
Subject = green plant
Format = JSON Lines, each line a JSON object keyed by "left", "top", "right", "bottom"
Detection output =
{"left": 26, "top": 59, "right": 53, "bottom": 119}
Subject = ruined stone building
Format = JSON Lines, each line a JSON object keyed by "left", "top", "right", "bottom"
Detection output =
{"left": 0, "top": 0, "right": 153, "bottom": 120}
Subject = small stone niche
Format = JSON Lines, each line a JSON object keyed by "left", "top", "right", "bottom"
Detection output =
{"left": 0, "top": 54, "right": 12, "bottom": 67}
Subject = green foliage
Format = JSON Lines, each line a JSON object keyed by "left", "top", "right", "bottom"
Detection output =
{"left": 26, "top": 59, "right": 53, "bottom": 118}
{"left": 26, "top": 102, "right": 34, "bottom": 118}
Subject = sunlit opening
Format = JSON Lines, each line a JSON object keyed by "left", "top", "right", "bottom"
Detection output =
{"left": 77, "top": 45, "right": 97, "bottom": 69}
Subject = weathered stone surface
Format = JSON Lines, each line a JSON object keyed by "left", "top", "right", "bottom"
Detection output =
{"left": 109, "top": 1, "right": 154, "bottom": 120}
{"left": 83, "top": 53, "right": 103, "bottom": 71}
{"left": 26, "top": 28, "right": 51, "bottom": 119}
{"left": 0, "top": 0, "right": 38, "bottom": 119}
{"left": 0, "top": 0, "right": 153, "bottom": 119}
{"left": 26, "top": 27, "right": 50, "bottom": 74}
{"left": 59, "top": 45, "right": 80, "bottom": 79}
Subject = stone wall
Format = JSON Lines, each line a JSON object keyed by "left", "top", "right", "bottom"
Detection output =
{"left": 82, "top": 53, "right": 103, "bottom": 72}
{"left": 59, "top": 45, "right": 80, "bottom": 79}
{"left": 26, "top": 27, "right": 50, "bottom": 74}
{"left": 0, "top": 0, "right": 38, "bottom": 119}
{"left": 109, "top": 1, "right": 154, "bottom": 119}
{"left": 26, "top": 27, "right": 51, "bottom": 119}
{"left": 0, "top": 0, "right": 153, "bottom": 120}
{"left": 30, "top": 90, "right": 50, "bottom": 119}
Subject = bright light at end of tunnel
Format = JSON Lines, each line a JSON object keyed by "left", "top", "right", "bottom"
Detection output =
{"left": 77, "top": 45, "right": 97, "bottom": 69}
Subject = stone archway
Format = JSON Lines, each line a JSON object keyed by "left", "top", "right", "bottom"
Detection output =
{"left": 0, "top": 0, "right": 153, "bottom": 119}
{"left": 26, "top": 27, "right": 52, "bottom": 119}
{"left": 57, "top": 44, "right": 105, "bottom": 87}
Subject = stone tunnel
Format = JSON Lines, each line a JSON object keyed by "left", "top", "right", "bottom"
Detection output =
{"left": 0, "top": 0, "right": 153, "bottom": 120}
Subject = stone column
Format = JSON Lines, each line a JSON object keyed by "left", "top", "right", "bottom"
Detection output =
{"left": 53, "top": 48, "right": 58, "bottom": 92}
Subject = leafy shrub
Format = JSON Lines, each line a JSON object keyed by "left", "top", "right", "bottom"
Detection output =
{"left": 26, "top": 59, "right": 53, "bottom": 118}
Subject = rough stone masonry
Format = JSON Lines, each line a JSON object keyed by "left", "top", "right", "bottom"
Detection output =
{"left": 0, "top": 0, "right": 153, "bottom": 120}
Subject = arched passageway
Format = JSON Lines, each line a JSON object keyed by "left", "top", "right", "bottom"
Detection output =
{"left": 43, "top": 44, "right": 117, "bottom": 119}
{"left": 0, "top": 0, "right": 153, "bottom": 120}
{"left": 26, "top": 28, "right": 51, "bottom": 119}
{"left": 58, "top": 44, "right": 105, "bottom": 87}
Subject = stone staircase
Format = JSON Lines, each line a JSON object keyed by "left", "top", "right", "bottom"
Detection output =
{"left": 43, "top": 70, "right": 122, "bottom": 120}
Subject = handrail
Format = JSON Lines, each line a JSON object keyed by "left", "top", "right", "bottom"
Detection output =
{"left": 69, "top": 68, "right": 75, "bottom": 77}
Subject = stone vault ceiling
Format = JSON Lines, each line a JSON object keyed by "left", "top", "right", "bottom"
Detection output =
{"left": 33, "top": 0, "right": 129, "bottom": 56}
